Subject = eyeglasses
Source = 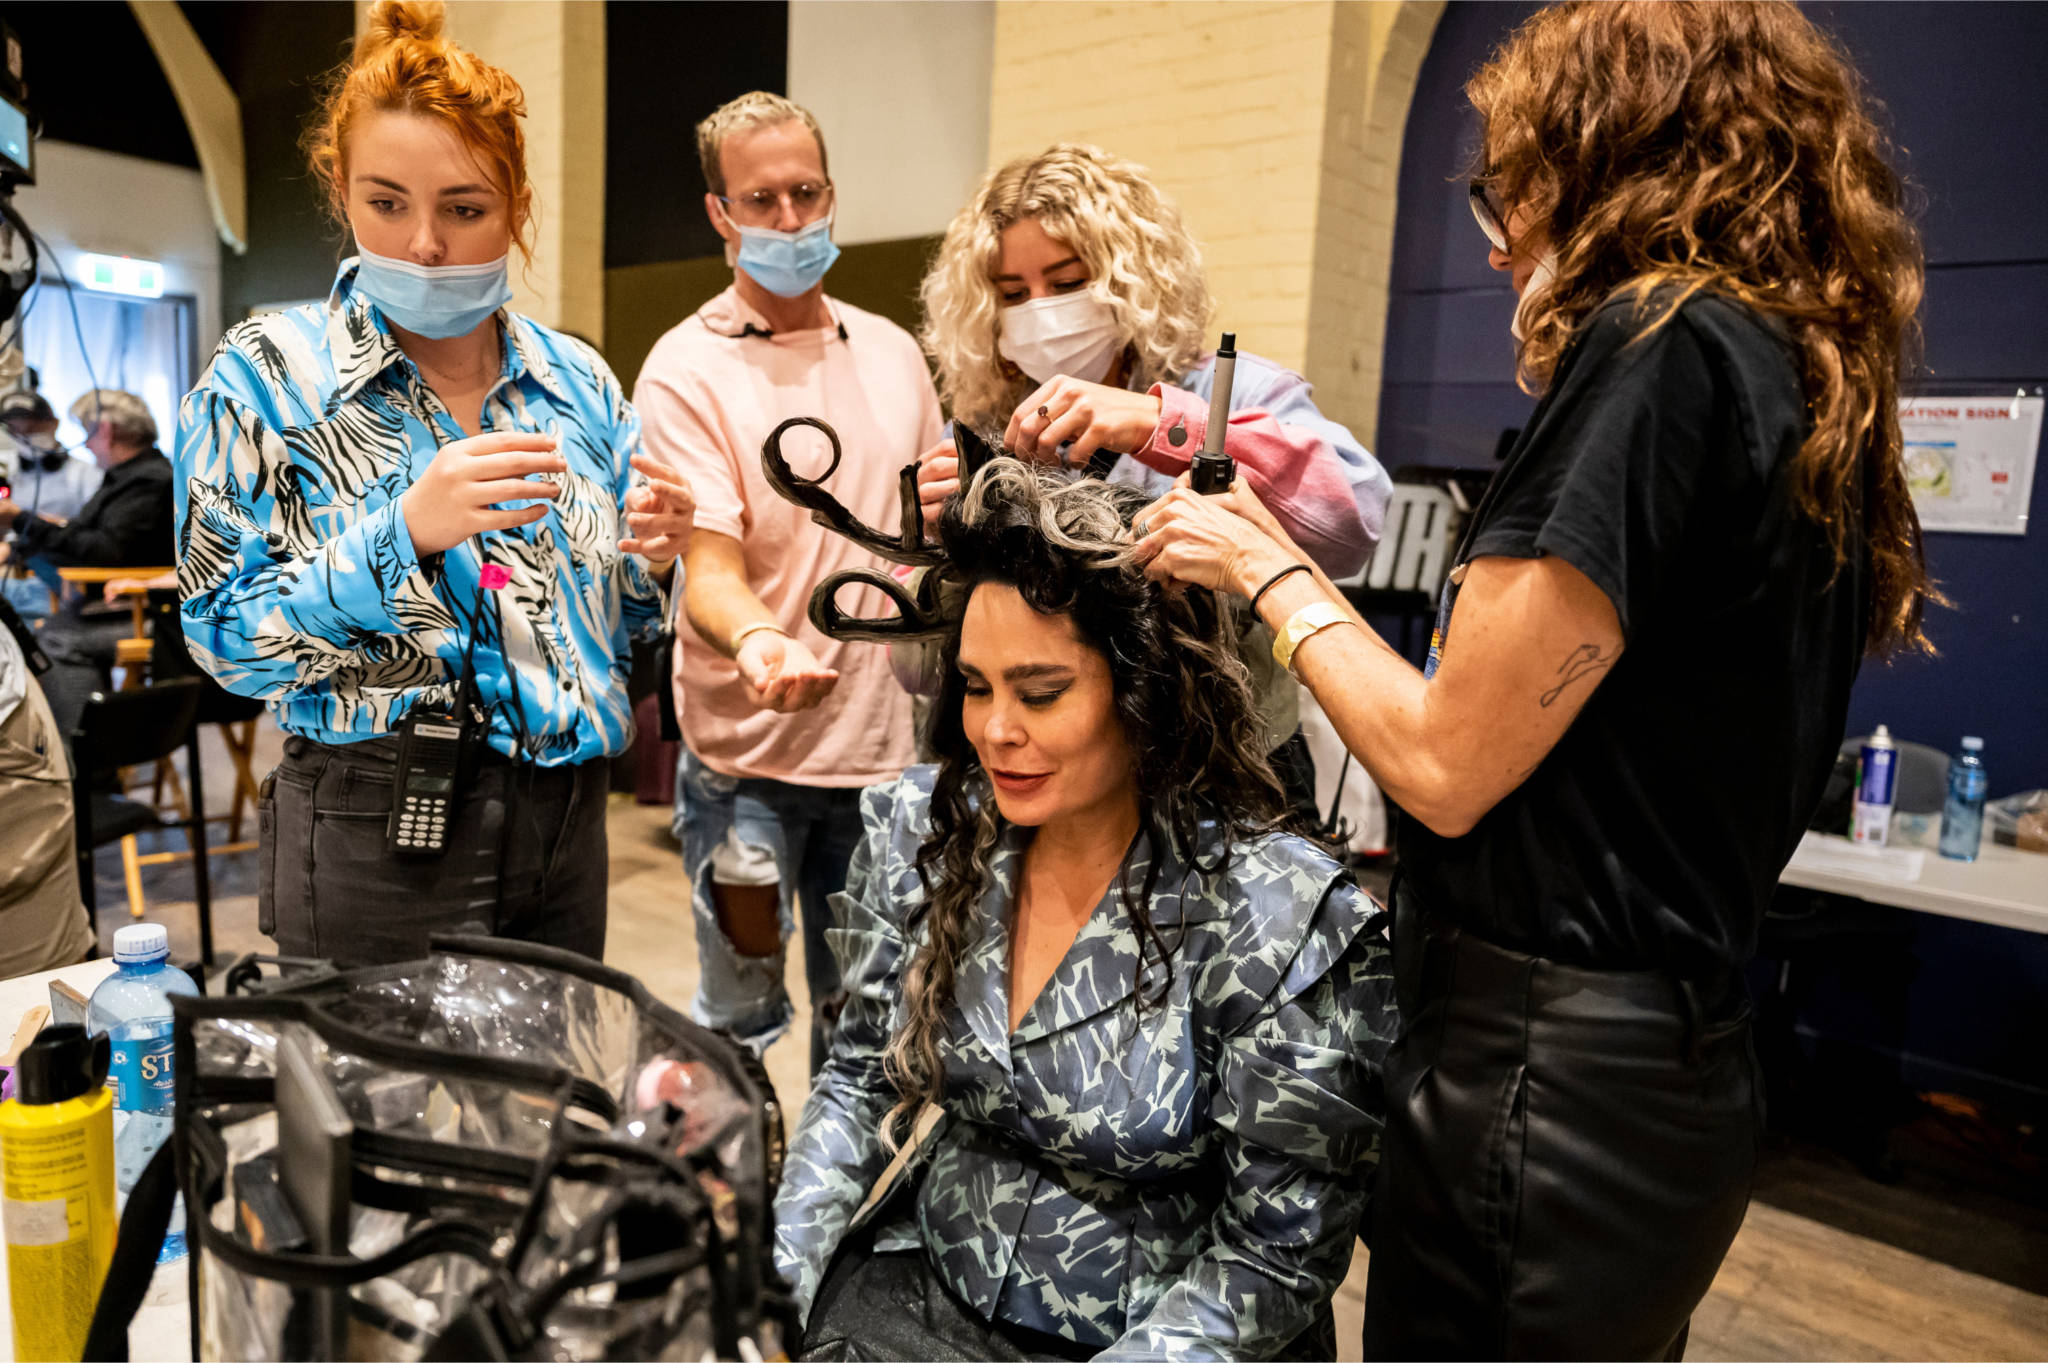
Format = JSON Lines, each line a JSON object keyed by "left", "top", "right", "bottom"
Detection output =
{"left": 1469, "top": 180, "right": 1509, "bottom": 252}
{"left": 718, "top": 180, "right": 834, "bottom": 229}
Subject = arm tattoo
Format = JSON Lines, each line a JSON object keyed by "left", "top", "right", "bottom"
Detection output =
{"left": 1539, "top": 642, "right": 1615, "bottom": 708}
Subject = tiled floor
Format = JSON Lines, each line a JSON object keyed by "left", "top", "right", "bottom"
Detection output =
{"left": 93, "top": 731, "right": 2048, "bottom": 1363}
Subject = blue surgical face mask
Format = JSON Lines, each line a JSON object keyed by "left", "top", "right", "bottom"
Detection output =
{"left": 354, "top": 246, "right": 514, "bottom": 339}
{"left": 722, "top": 208, "right": 840, "bottom": 299}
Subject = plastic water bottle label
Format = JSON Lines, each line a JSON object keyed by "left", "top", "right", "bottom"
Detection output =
{"left": 109, "top": 1035, "right": 175, "bottom": 1113}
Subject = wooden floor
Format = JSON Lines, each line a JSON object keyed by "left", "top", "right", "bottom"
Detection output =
{"left": 104, "top": 756, "right": 2048, "bottom": 1363}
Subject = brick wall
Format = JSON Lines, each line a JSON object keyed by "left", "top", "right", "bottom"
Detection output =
{"left": 987, "top": 0, "right": 1439, "bottom": 446}
{"left": 1305, "top": 1, "right": 1442, "bottom": 445}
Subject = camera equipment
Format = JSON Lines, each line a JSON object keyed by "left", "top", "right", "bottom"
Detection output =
{"left": 0, "top": 21, "right": 37, "bottom": 333}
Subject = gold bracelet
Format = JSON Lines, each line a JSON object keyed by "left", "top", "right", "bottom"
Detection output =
{"left": 1271, "top": 601, "right": 1353, "bottom": 674}
{"left": 728, "top": 621, "right": 789, "bottom": 656}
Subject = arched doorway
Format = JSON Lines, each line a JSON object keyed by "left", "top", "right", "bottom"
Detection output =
{"left": 1373, "top": 1, "right": 1541, "bottom": 475}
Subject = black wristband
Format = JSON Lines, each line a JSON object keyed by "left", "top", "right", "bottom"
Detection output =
{"left": 1248, "top": 562, "right": 1313, "bottom": 616}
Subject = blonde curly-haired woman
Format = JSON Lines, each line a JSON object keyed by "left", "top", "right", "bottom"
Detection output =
{"left": 912, "top": 143, "right": 1392, "bottom": 811}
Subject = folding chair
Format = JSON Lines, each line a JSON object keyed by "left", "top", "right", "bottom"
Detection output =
{"left": 70, "top": 677, "right": 215, "bottom": 965}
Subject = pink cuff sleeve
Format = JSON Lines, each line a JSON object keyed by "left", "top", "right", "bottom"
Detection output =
{"left": 1134, "top": 384, "right": 1365, "bottom": 569}
{"left": 1132, "top": 383, "right": 1209, "bottom": 477}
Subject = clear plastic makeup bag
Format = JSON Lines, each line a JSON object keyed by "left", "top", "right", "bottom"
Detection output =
{"left": 85, "top": 936, "right": 791, "bottom": 1362}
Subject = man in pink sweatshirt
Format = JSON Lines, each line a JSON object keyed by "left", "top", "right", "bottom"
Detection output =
{"left": 634, "top": 93, "right": 941, "bottom": 1071}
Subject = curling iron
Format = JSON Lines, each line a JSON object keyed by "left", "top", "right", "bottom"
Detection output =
{"left": 1189, "top": 331, "right": 1238, "bottom": 494}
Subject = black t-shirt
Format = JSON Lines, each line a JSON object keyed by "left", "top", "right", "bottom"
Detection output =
{"left": 1399, "top": 291, "right": 1869, "bottom": 976}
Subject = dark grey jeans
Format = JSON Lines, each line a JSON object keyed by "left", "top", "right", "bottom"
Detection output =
{"left": 259, "top": 735, "right": 608, "bottom": 968}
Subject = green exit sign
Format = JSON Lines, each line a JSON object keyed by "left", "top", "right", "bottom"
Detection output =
{"left": 77, "top": 252, "right": 166, "bottom": 299}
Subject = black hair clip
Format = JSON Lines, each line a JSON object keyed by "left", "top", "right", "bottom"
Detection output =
{"left": 950, "top": 422, "right": 1001, "bottom": 488}
{"left": 807, "top": 565, "right": 954, "bottom": 641}
{"left": 760, "top": 416, "right": 942, "bottom": 566}
{"left": 760, "top": 415, "right": 962, "bottom": 640}
{"left": 950, "top": 421, "right": 1116, "bottom": 483}
{"left": 763, "top": 414, "right": 1106, "bottom": 643}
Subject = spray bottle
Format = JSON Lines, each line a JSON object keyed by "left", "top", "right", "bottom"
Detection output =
{"left": 1, "top": 1023, "right": 116, "bottom": 1362}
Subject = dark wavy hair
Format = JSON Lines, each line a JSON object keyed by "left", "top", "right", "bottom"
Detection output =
{"left": 880, "top": 460, "right": 1289, "bottom": 1142}
{"left": 1468, "top": 0, "right": 1934, "bottom": 656}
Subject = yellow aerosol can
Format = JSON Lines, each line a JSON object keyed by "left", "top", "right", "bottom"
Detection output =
{"left": 0, "top": 1024, "right": 116, "bottom": 1362}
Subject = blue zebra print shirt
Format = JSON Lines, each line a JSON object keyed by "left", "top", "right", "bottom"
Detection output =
{"left": 173, "top": 260, "right": 668, "bottom": 765}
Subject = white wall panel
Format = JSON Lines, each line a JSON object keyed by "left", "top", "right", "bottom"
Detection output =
{"left": 787, "top": 1, "right": 995, "bottom": 246}
{"left": 15, "top": 139, "right": 224, "bottom": 357}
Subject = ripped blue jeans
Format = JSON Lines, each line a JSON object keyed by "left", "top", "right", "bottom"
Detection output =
{"left": 675, "top": 750, "right": 864, "bottom": 1073}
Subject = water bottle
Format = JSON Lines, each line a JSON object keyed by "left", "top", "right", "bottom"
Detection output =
{"left": 86, "top": 924, "right": 198, "bottom": 1262}
{"left": 1939, "top": 737, "right": 1988, "bottom": 862}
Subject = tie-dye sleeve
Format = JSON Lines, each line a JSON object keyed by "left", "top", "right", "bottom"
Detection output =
{"left": 1099, "top": 881, "right": 1394, "bottom": 1361}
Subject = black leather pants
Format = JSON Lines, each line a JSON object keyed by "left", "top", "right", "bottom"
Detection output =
{"left": 1362, "top": 889, "right": 1762, "bottom": 1360}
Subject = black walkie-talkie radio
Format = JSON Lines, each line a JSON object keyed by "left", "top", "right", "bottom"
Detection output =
{"left": 388, "top": 703, "right": 474, "bottom": 856}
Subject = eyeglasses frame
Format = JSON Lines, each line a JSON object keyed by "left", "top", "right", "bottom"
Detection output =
{"left": 1469, "top": 180, "right": 1510, "bottom": 253}
{"left": 716, "top": 180, "right": 836, "bottom": 229}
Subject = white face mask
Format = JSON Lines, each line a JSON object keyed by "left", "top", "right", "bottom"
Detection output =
{"left": 1510, "top": 250, "right": 1560, "bottom": 343}
{"left": 998, "top": 291, "right": 1124, "bottom": 386}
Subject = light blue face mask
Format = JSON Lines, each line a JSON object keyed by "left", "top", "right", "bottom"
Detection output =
{"left": 354, "top": 246, "right": 514, "bottom": 339}
{"left": 725, "top": 210, "right": 841, "bottom": 299}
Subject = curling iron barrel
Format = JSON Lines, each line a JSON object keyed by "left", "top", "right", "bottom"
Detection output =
{"left": 1189, "top": 331, "right": 1237, "bottom": 494}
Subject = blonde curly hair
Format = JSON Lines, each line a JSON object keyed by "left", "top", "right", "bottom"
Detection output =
{"left": 920, "top": 144, "right": 1213, "bottom": 429}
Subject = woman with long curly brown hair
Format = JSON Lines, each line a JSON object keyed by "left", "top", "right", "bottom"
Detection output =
{"left": 771, "top": 461, "right": 1395, "bottom": 1360}
{"left": 1137, "top": 2, "right": 1931, "bottom": 1355}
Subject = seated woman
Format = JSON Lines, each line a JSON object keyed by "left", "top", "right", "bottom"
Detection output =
{"left": 774, "top": 460, "right": 1393, "bottom": 1361}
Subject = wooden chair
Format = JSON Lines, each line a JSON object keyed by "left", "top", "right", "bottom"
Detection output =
{"left": 52, "top": 567, "right": 173, "bottom": 643}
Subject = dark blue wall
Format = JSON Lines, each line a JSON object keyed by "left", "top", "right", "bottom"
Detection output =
{"left": 1380, "top": 0, "right": 2048, "bottom": 794}
{"left": 1379, "top": 1, "right": 2048, "bottom": 1111}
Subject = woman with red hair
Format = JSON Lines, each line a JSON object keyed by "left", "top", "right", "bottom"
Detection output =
{"left": 1139, "top": 2, "right": 1931, "bottom": 1355}
{"left": 172, "top": 0, "right": 695, "bottom": 966}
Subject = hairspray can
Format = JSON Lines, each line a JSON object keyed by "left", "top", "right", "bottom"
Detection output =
{"left": 1, "top": 1024, "right": 116, "bottom": 1362}
{"left": 1852, "top": 725, "right": 1898, "bottom": 847}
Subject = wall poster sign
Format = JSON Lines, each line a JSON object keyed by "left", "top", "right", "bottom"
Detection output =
{"left": 1900, "top": 394, "right": 2041, "bottom": 535}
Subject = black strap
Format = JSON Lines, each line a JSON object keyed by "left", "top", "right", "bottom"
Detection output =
{"left": 84, "top": 1138, "right": 178, "bottom": 1361}
{"left": 654, "top": 630, "right": 681, "bottom": 741}
{"left": 1249, "top": 561, "right": 1314, "bottom": 615}
{"left": 0, "top": 596, "right": 50, "bottom": 675}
